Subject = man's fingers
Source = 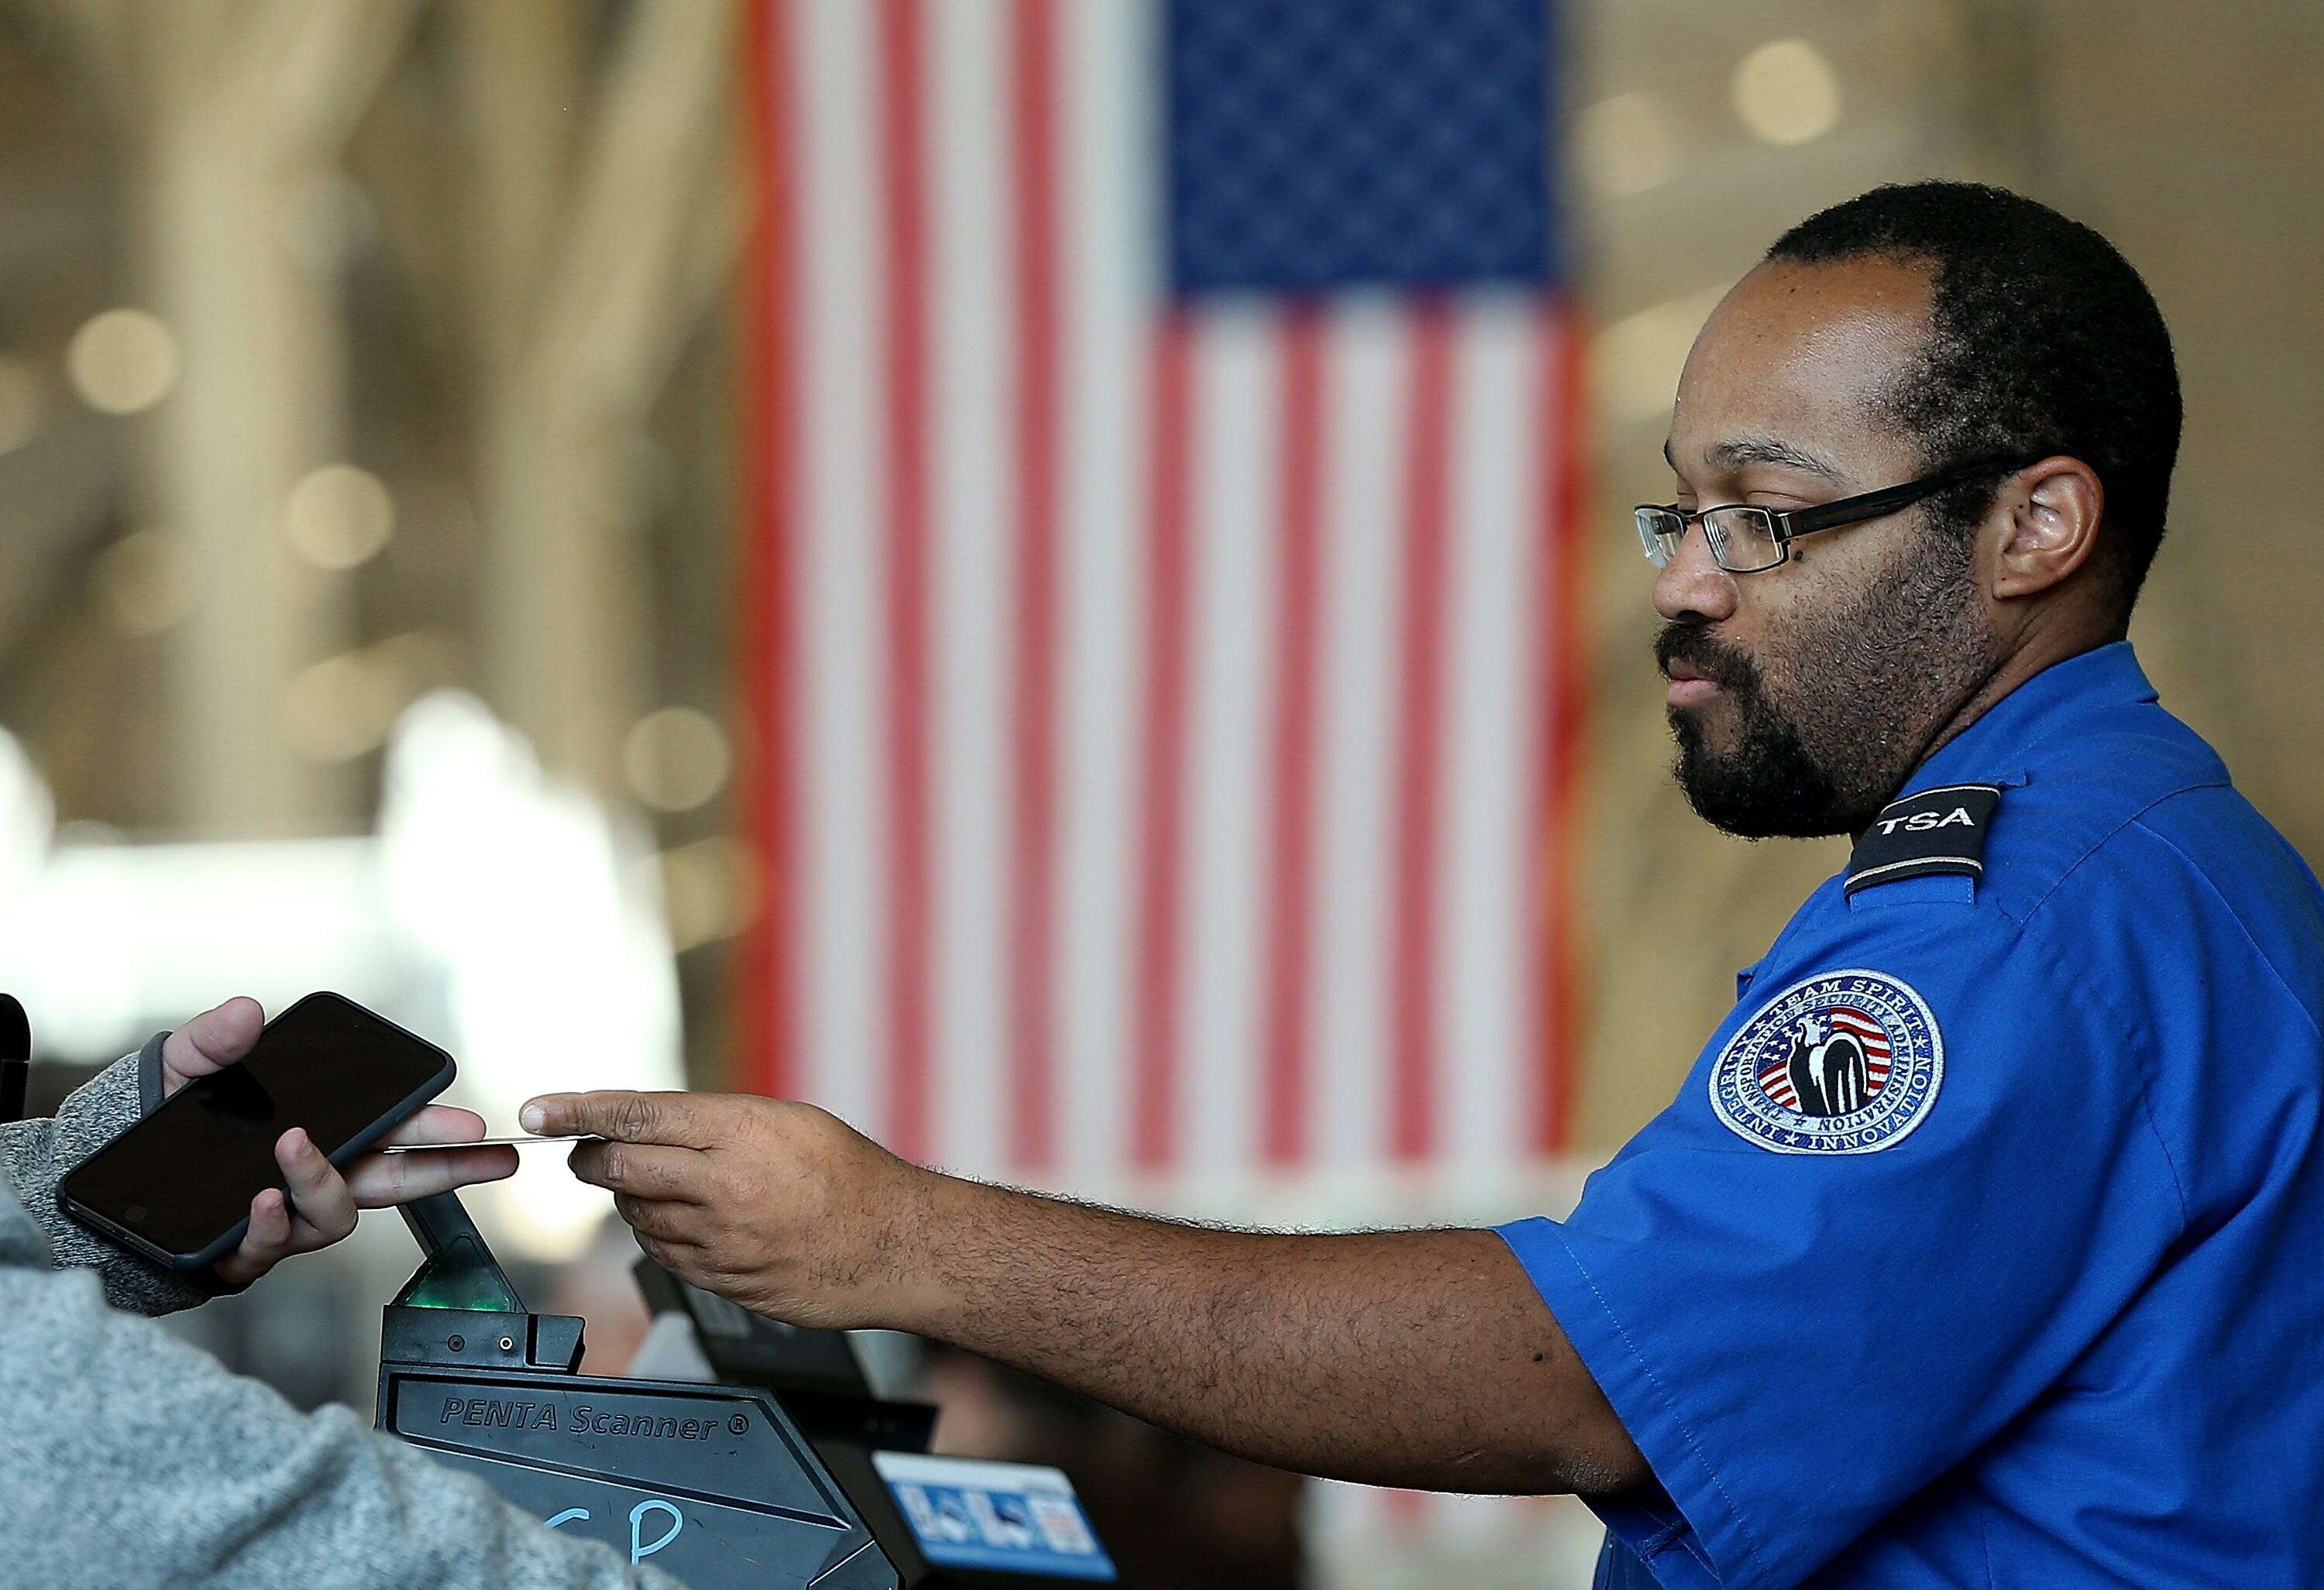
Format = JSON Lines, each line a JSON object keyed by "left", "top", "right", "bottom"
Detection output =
{"left": 524, "top": 1090, "right": 706, "bottom": 1148}
{"left": 568, "top": 1138, "right": 710, "bottom": 1202}
{"left": 217, "top": 1189, "right": 290, "bottom": 1286}
{"left": 276, "top": 1128, "right": 357, "bottom": 1244}
{"left": 611, "top": 1192, "right": 698, "bottom": 1245}
{"left": 160, "top": 997, "right": 265, "bottom": 1090}
{"left": 376, "top": 1104, "right": 490, "bottom": 1148}
{"left": 631, "top": 1231, "right": 703, "bottom": 1282}
{"left": 345, "top": 1143, "right": 520, "bottom": 1207}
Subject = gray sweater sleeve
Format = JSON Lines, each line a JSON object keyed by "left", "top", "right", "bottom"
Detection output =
{"left": 0, "top": 1035, "right": 209, "bottom": 1314}
{"left": 0, "top": 1246, "right": 690, "bottom": 1589}
{"left": 0, "top": 1042, "right": 690, "bottom": 1588}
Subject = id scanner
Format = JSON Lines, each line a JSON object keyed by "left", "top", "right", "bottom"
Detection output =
{"left": 378, "top": 1192, "right": 1117, "bottom": 1587}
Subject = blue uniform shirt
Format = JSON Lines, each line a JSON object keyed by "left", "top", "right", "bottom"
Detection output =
{"left": 1498, "top": 644, "right": 2324, "bottom": 1587}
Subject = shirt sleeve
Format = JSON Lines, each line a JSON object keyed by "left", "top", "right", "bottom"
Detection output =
{"left": 1499, "top": 897, "right": 2187, "bottom": 1589}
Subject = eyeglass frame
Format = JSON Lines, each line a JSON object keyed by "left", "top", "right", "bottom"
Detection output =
{"left": 1634, "top": 455, "right": 2039, "bottom": 574}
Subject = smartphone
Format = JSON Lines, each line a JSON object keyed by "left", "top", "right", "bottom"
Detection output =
{"left": 58, "top": 992, "right": 457, "bottom": 1271}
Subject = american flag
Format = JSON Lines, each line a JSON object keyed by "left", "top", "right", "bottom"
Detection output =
{"left": 736, "top": 0, "right": 1584, "bottom": 1193}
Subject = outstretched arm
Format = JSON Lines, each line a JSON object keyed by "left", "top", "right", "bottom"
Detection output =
{"left": 523, "top": 1090, "right": 1646, "bottom": 1496}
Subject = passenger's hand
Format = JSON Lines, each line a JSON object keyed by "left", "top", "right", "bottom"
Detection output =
{"left": 518, "top": 1089, "right": 939, "bottom": 1331}
{"left": 163, "top": 998, "right": 521, "bottom": 1287}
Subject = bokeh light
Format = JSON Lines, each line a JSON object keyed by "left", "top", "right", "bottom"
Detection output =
{"left": 281, "top": 632, "right": 452, "bottom": 763}
{"left": 622, "top": 706, "right": 731, "bottom": 814}
{"left": 283, "top": 651, "right": 403, "bottom": 763}
{"left": 284, "top": 463, "right": 397, "bottom": 571}
{"left": 654, "top": 835, "right": 760, "bottom": 952}
{"left": 1578, "top": 92, "right": 1676, "bottom": 200}
{"left": 65, "top": 307, "right": 180, "bottom": 414}
{"left": 1732, "top": 39, "right": 1841, "bottom": 146}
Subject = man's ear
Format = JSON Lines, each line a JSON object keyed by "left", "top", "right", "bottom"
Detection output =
{"left": 1989, "top": 455, "right": 2105, "bottom": 599}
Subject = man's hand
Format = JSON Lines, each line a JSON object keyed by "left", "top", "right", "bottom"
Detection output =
{"left": 163, "top": 998, "right": 521, "bottom": 1288}
{"left": 518, "top": 1090, "right": 940, "bottom": 1330}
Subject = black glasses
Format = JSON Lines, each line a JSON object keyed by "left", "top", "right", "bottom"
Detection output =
{"left": 1635, "top": 456, "right": 2035, "bottom": 575}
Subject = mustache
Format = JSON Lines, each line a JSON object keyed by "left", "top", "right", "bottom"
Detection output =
{"left": 1655, "top": 621, "right": 1761, "bottom": 692}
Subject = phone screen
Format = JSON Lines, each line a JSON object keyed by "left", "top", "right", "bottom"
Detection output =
{"left": 61, "top": 993, "right": 454, "bottom": 1263}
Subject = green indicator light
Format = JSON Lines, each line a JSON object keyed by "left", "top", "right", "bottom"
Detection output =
{"left": 390, "top": 1235, "right": 521, "bottom": 1313}
{"left": 397, "top": 1268, "right": 521, "bottom": 1312}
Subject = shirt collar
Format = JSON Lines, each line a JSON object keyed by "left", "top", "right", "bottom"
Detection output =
{"left": 1899, "top": 640, "right": 2157, "bottom": 797}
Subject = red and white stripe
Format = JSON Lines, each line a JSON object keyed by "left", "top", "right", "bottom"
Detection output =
{"left": 1838, "top": 1010, "right": 1896, "bottom": 1095}
{"left": 739, "top": 0, "right": 1585, "bottom": 1193}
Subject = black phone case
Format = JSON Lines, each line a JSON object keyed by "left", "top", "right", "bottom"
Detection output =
{"left": 56, "top": 994, "right": 458, "bottom": 1272}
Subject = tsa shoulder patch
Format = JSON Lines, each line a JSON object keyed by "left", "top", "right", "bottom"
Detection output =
{"left": 1845, "top": 783, "right": 2002, "bottom": 895}
{"left": 1707, "top": 970, "right": 1944, "bottom": 1154}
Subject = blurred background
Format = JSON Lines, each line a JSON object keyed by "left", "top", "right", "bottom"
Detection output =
{"left": 2, "top": 2, "right": 2318, "bottom": 1585}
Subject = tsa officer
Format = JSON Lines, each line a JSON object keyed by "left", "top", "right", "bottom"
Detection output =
{"left": 533, "top": 181, "right": 2324, "bottom": 1588}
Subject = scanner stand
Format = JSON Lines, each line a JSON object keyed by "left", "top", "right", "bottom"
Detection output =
{"left": 376, "top": 1193, "right": 1115, "bottom": 1587}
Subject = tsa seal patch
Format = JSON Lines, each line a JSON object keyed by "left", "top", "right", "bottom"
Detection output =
{"left": 1708, "top": 969, "right": 1944, "bottom": 1155}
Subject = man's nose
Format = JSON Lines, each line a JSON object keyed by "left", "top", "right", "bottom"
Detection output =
{"left": 1652, "top": 520, "right": 1738, "bottom": 625}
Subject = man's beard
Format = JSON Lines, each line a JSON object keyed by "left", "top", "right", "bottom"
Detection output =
{"left": 1658, "top": 533, "right": 1999, "bottom": 839}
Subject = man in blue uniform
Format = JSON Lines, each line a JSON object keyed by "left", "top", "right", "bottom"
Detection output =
{"left": 525, "top": 182, "right": 2324, "bottom": 1585}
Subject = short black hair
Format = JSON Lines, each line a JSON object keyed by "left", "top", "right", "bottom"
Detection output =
{"left": 1768, "top": 180, "right": 2181, "bottom": 610}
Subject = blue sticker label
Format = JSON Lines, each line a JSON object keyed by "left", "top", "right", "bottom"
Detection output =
{"left": 872, "top": 1451, "right": 1116, "bottom": 1581}
{"left": 1708, "top": 969, "right": 1944, "bottom": 1155}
